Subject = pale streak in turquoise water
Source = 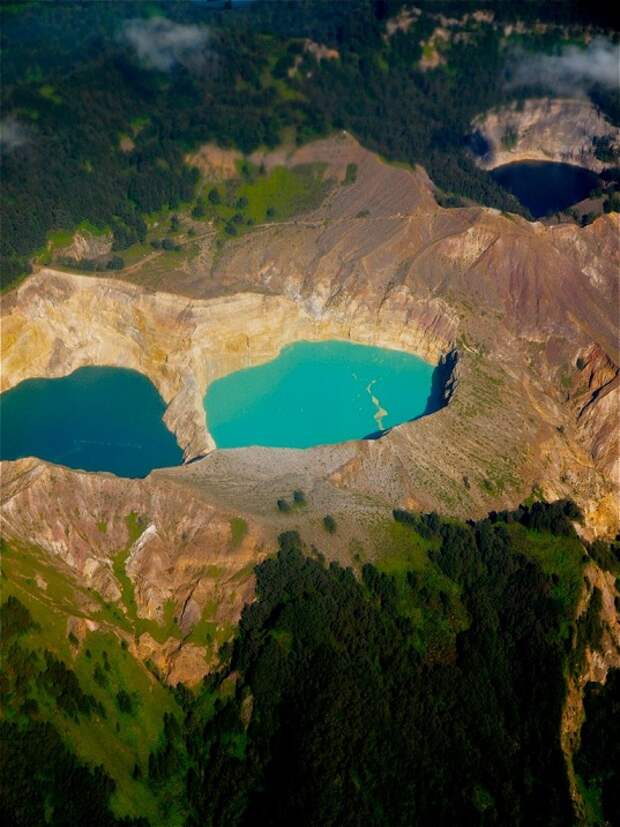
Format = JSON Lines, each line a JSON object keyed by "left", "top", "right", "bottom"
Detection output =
{"left": 366, "top": 380, "right": 388, "bottom": 430}
{"left": 205, "top": 340, "right": 442, "bottom": 450}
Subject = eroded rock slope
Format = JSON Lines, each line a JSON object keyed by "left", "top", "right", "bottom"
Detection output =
{"left": 1, "top": 134, "right": 618, "bottom": 674}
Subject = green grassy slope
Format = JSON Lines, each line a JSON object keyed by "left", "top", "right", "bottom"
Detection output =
{"left": 0, "top": 539, "right": 186, "bottom": 824}
{"left": 2, "top": 499, "right": 616, "bottom": 825}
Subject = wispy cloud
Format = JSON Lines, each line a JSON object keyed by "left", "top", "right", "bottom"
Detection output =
{"left": 509, "top": 37, "right": 620, "bottom": 94}
{"left": 0, "top": 116, "right": 28, "bottom": 152}
{"left": 121, "top": 17, "right": 210, "bottom": 71}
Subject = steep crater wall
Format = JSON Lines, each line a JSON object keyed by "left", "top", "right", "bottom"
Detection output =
{"left": 1, "top": 135, "right": 617, "bottom": 536}
{"left": 472, "top": 97, "right": 620, "bottom": 172}
{"left": 1, "top": 270, "right": 456, "bottom": 461}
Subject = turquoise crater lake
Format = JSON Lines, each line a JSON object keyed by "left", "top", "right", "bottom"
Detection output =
{"left": 0, "top": 366, "right": 183, "bottom": 478}
{"left": 205, "top": 340, "right": 445, "bottom": 449}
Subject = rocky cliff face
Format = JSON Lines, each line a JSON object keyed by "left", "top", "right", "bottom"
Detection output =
{"left": 1, "top": 270, "right": 452, "bottom": 459}
{"left": 473, "top": 97, "right": 620, "bottom": 172}
{"left": 0, "top": 457, "right": 269, "bottom": 684}
{"left": 57, "top": 230, "right": 113, "bottom": 261}
{"left": 1, "top": 133, "right": 618, "bottom": 692}
{"left": 2, "top": 134, "right": 618, "bottom": 541}
{"left": 561, "top": 563, "right": 620, "bottom": 819}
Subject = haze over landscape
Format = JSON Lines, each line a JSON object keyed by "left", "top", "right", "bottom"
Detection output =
{"left": 0, "top": 2, "right": 619, "bottom": 826}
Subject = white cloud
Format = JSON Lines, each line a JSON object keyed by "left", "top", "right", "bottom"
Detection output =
{"left": 0, "top": 116, "right": 28, "bottom": 152}
{"left": 121, "top": 17, "right": 209, "bottom": 71}
{"left": 510, "top": 37, "right": 620, "bottom": 94}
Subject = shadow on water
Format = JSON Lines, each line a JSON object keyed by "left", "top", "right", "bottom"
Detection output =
{"left": 363, "top": 350, "right": 458, "bottom": 441}
{"left": 490, "top": 161, "right": 600, "bottom": 218}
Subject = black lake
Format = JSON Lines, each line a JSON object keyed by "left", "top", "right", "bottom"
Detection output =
{"left": 490, "top": 161, "right": 599, "bottom": 218}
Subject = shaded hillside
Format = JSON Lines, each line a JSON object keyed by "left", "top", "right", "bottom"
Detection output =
{"left": 2, "top": 131, "right": 618, "bottom": 538}
{"left": 1, "top": 501, "right": 618, "bottom": 825}
{"left": 3, "top": 0, "right": 616, "bottom": 286}
{"left": 575, "top": 671, "right": 620, "bottom": 823}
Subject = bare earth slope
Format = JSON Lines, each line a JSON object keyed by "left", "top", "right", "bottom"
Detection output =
{"left": 473, "top": 97, "right": 620, "bottom": 172}
{"left": 1, "top": 134, "right": 619, "bottom": 667}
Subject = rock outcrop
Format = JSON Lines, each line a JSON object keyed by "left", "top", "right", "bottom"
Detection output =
{"left": 1, "top": 270, "right": 452, "bottom": 459}
{"left": 1, "top": 133, "right": 618, "bottom": 696}
{"left": 561, "top": 563, "right": 620, "bottom": 818}
{"left": 473, "top": 97, "right": 620, "bottom": 172}
{"left": 56, "top": 230, "right": 113, "bottom": 261}
{"left": 4, "top": 134, "right": 617, "bottom": 534}
{"left": 0, "top": 456, "right": 270, "bottom": 684}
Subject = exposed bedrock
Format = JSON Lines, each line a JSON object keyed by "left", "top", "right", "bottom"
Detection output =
{"left": 1, "top": 270, "right": 454, "bottom": 458}
{"left": 561, "top": 562, "right": 620, "bottom": 817}
{"left": 472, "top": 97, "right": 620, "bottom": 172}
{"left": 0, "top": 457, "right": 266, "bottom": 684}
{"left": 1, "top": 134, "right": 618, "bottom": 541}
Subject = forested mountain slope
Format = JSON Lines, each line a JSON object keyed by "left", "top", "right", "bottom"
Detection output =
{"left": 1, "top": 502, "right": 619, "bottom": 825}
{"left": 2, "top": 0, "right": 618, "bottom": 286}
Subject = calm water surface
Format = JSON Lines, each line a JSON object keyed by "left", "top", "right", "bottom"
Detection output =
{"left": 205, "top": 340, "right": 443, "bottom": 449}
{"left": 490, "top": 161, "right": 599, "bottom": 218}
{"left": 0, "top": 366, "right": 183, "bottom": 477}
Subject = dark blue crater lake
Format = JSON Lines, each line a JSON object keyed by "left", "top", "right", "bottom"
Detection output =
{"left": 205, "top": 340, "right": 445, "bottom": 449}
{"left": 0, "top": 366, "right": 183, "bottom": 477}
{"left": 490, "top": 161, "right": 599, "bottom": 218}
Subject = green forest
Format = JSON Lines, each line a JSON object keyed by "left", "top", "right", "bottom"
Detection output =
{"left": 2, "top": 4, "right": 619, "bottom": 826}
{"left": 1, "top": 501, "right": 618, "bottom": 826}
{"left": 2, "top": 0, "right": 618, "bottom": 287}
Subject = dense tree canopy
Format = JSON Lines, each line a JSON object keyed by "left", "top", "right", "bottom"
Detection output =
{"left": 1, "top": 500, "right": 616, "bottom": 825}
{"left": 574, "top": 672, "right": 620, "bottom": 823}
{"left": 183, "top": 515, "right": 578, "bottom": 826}
{"left": 2, "top": 1, "right": 617, "bottom": 287}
